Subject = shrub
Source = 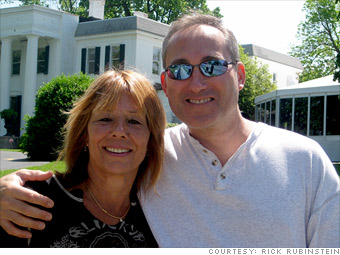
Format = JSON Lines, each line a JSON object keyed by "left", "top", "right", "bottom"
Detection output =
{"left": 167, "top": 123, "right": 179, "bottom": 128}
{"left": 20, "top": 73, "right": 93, "bottom": 160}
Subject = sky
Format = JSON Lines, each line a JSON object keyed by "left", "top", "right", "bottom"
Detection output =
{"left": 1, "top": 0, "right": 307, "bottom": 55}
{"left": 206, "top": 0, "right": 306, "bottom": 54}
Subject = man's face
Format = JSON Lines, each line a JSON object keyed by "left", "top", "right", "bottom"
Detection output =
{"left": 161, "top": 25, "right": 245, "bottom": 131}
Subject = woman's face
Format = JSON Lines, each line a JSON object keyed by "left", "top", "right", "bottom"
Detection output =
{"left": 86, "top": 91, "right": 150, "bottom": 179}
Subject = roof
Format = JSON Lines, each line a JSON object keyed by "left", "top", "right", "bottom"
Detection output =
{"left": 288, "top": 75, "right": 340, "bottom": 89}
{"left": 75, "top": 15, "right": 169, "bottom": 37}
{"left": 255, "top": 75, "right": 340, "bottom": 103}
{"left": 242, "top": 44, "right": 303, "bottom": 70}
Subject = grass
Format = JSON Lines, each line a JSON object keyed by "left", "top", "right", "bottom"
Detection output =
{"left": 0, "top": 161, "right": 66, "bottom": 178}
{"left": 0, "top": 148, "right": 22, "bottom": 152}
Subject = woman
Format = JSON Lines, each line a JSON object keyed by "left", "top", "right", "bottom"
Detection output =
{"left": 0, "top": 70, "right": 166, "bottom": 247}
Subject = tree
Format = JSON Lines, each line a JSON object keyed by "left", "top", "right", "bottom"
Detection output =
{"left": 239, "top": 46, "right": 277, "bottom": 120}
{"left": 20, "top": 73, "right": 93, "bottom": 160}
{"left": 334, "top": 0, "right": 340, "bottom": 82}
{"left": 11, "top": 0, "right": 222, "bottom": 22}
{"left": 290, "top": 0, "right": 340, "bottom": 83}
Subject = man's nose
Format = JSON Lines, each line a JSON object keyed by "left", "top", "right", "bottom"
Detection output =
{"left": 188, "top": 66, "right": 208, "bottom": 92}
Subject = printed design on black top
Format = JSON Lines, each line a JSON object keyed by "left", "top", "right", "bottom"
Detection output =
{"left": 50, "top": 218, "right": 146, "bottom": 247}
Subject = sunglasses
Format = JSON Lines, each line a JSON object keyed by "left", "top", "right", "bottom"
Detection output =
{"left": 165, "top": 60, "right": 235, "bottom": 80}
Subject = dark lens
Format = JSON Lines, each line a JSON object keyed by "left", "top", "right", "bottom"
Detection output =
{"left": 200, "top": 60, "right": 228, "bottom": 77}
{"left": 167, "top": 64, "right": 193, "bottom": 80}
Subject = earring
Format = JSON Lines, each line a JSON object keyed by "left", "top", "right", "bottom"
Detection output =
{"left": 84, "top": 146, "right": 87, "bottom": 152}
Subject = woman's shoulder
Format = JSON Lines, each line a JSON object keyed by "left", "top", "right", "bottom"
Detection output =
{"left": 25, "top": 174, "right": 83, "bottom": 203}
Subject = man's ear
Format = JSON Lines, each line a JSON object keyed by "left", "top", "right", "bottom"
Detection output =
{"left": 237, "top": 62, "right": 246, "bottom": 91}
{"left": 161, "top": 72, "right": 168, "bottom": 97}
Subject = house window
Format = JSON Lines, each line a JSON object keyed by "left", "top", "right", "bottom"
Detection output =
{"left": 104, "top": 44, "right": 125, "bottom": 70}
{"left": 152, "top": 47, "right": 161, "bottom": 75}
{"left": 270, "top": 99, "right": 276, "bottom": 126}
{"left": 81, "top": 47, "right": 100, "bottom": 75}
{"left": 12, "top": 50, "right": 21, "bottom": 75}
{"left": 37, "top": 46, "right": 49, "bottom": 74}
{"left": 111, "top": 45, "right": 120, "bottom": 68}
{"left": 273, "top": 73, "right": 277, "bottom": 84}
{"left": 87, "top": 48, "right": 96, "bottom": 74}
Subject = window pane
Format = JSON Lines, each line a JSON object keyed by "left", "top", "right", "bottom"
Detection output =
{"left": 270, "top": 100, "right": 276, "bottom": 126}
{"left": 12, "top": 50, "right": 21, "bottom": 75}
{"left": 88, "top": 48, "right": 95, "bottom": 61}
{"left": 294, "top": 97, "right": 308, "bottom": 135}
{"left": 13, "top": 50, "right": 21, "bottom": 62}
{"left": 152, "top": 62, "right": 159, "bottom": 75}
{"left": 310, "top": 96, "right": 324, "bottom": 136}
{"left": 111, "top": 46, "right": 120, "bottom": 68}
{"left": 265, "top": 101, "right": 270, "bottom": 124}
{"left": 112, "top": 46, "right": 120, "bottom": 59}
{"left": 88, "top": 62, "right": 95, "bottom": 74}
{"left": 37, "top": 48, "right": 46, "bottom": 74}
{"left": 260, "top": 103, "right": 265, "bottom": 123}
{"left": 12, "top": 63, "right": 20, "bottom": 75}
{"left": 255, "top": 104, "right": 260, "bottom": 121}
{"left": 279, "top": 98, "right": 292, "bottom": 130}
{"left": 326, "top": 95, "right": 340, "bottom": 135}
{"left": 37, "top": 61, "right": 45, "bottom": 73}
{"left": 153, "top": 48, "right": 161, "bottom": 61}
{"left": 153, "top": 47, "right": 161, "bottom": 74}
{"left": 88, "top": 48, "right": 95, "bottom": 74}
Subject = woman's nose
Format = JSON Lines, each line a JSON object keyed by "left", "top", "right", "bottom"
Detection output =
{"left": 111, "top": 121, "right": 127, "bottom": 138}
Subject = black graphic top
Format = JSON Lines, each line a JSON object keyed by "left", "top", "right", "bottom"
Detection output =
{"left": 0, "top": 175, "right": 158, "bottom": 248}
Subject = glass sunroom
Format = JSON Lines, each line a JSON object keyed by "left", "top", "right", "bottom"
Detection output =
{"left": 255, "top": 76, "right": 340, "bottom": 162}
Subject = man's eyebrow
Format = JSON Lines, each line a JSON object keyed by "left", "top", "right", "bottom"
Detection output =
{"left": 201, "top": 56, "right": 223, "bottom": 62}
{"left": 169, "top": 56, "right": 222, "bottom": 66}
{"left": 169, "top": 58, "right": 188, "bottom": 65}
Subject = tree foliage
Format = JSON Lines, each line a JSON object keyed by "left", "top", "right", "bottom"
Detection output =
{"left": 11, "top": 0, "right": 222, "bottom": 23}
{"left": 335, "top": 0, "right": 340, "bottom": 82}
{"left": 19, "top": 73, "right": 93, "bottom": 160}
{"left": 239, "top": 46, "right": 277, "bottom": 120}
{"left": 290, "top": 0, "right": 340, "bottom": 83}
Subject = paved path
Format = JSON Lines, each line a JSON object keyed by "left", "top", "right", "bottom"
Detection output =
{"left": 0, "top": 151, "right": 50, "bottom": 171}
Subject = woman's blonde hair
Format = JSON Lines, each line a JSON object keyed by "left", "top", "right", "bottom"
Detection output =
{"left": 57, "top": 69, "right": 166, "bottom": 193}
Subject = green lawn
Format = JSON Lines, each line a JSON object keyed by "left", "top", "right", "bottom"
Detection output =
{"left": 0, "top": 161, "right": 66, "bottom": 178}
{"left": 0, "top": 148, "right": 22, "bottom": 152}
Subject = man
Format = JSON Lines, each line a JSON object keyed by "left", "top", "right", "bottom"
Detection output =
{"left": 1, "top": 13, "right": 339, "bottom": 247}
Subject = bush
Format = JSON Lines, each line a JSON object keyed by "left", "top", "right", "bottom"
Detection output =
{"left": 20, "top": 73, "right": 93, "bottom": 160}
{"left": 167, "top": 123, "right": 179, "bottom": 128}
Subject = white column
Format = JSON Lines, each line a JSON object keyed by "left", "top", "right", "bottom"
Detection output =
{"left": 21, "top": 34, "right": 39, "bottom": 135}
{"left": 0, "top": 37, "right": 13, "bottom": 136}
{"left": 0, "top": 37, "right": 13, "bottom": 110}
{"left": 48, "top": 38, "right": 61, "bottom": 80}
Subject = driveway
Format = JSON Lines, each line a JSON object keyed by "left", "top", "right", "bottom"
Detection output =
{"left": 0, "top": 151, "right": 50, "bottom": 171}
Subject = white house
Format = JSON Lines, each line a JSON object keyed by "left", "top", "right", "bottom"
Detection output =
{"left": 255, "top": 75, "right": 340, "bottom": 161}
{"left": 0, "top": 5, "right": 174, "bottom": 137}
{"left": 0, "top": 5, "right": 304, "bottom": 138}
{"left": 242, "top": 44, "right": 303, "bottom": 88}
